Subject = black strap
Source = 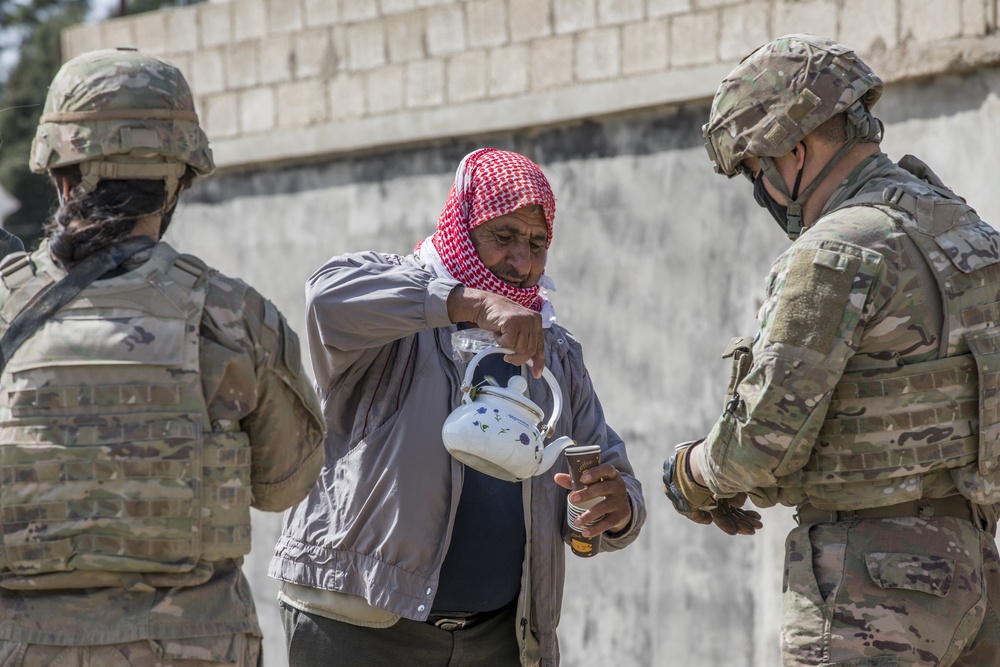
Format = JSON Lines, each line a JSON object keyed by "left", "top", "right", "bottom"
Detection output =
{"left": 0, "top": 237, "right": 157, "bottom": 373}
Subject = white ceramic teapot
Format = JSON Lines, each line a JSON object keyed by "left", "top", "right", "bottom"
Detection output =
{"left": 442, "top": 346, "right": 575, "bottom": 482}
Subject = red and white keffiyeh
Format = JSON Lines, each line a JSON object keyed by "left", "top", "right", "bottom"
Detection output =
{"left": 416, "top": 148, "right": 556, "bottom": 313}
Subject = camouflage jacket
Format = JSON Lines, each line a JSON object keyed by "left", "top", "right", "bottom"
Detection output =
{"left": 0, "top": 241, "right": 325, "bottom": 645}
{"left": 696, "top": 152, "right": 993, "bottom": 509}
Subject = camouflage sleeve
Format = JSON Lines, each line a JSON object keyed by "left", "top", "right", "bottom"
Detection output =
{"left": 696, "top": 235, "right": 889, "bottom": 497}
{"left": 201, "top": 275, "right": 325, "bottom": 512}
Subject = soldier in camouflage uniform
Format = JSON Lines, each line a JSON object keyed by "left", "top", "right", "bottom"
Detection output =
{"left": 663, "top": 34, "right": 1000, "bottom": 666}
{"left": 0, "top": 48, "right": 325, "bottom": 666}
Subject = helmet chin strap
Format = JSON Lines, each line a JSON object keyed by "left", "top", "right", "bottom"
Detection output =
{"left": 759, "top": 102, "right": 883, "bottom": 240}
{"left": 759, "top": 136, "right": 862, "bottom": 239}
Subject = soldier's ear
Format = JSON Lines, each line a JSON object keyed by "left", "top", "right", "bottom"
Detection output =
{"left": 790, "top": 142, "right": 808, "bottom": 170}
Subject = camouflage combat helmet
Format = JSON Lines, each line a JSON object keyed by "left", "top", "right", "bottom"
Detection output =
{"left": 30, "top": 47, "right": 213, "bottom": 206}
{"left": 703, "top": 34, "right": 884, "bottom": 238}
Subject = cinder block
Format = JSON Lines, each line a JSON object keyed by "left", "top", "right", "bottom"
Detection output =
{"left": 188, "top": 48, "right": 226, "bottom": 95}
{"left": 62, "top": 24, "right": 103, "bottom": 60}
{"left": 132, "top": 11, "right": 167, "bottom": 54}
{"left": 103, "top": 17, "right": 136, "bottom": 50}
{"left": 387, "top": 12, "right": 426, "bottom": 62}
{"left": 962, "top": 0, "right": 991, "bottom": 36}
{"left": 379, "top": 0, "right": 417, "bottom": 14}
{"left": 203, "top": 92, "right": 239, "bottom": 139}
{"left": 304, "top": 0, "right": 341, "bottom": 27}
{"left": 200, "top": 2, "right": 232, "bottom": 49}
{"left": 416, "top": 0, "right": 454, "bottom": 7}
{"left": 259, "top": 33, "right": 295, "bottom": 84}
{"left": 447, "top": 50, "right": 489, "bottom": 103}
{"left": 366, "top": 64, "right": 406, "bottom": 114}
{"left": 488, "top": 44, "right": 529, "bottom": 96}
{"left": 900, "top": 0, "right": 962, "bottom": 41}
{"left": 554, "top": 0, "right": 596, "bottom": 34}
{"left": 839, "top": 0, "right": 897, "bottom": 53}
{"left": 773, "top": 1, "right": 839, "bottom": 40}
{"left": 329, "top": 73, "right": 367, "bottom": 120}
{"left": 240, "top": 87, "right": 275, "bottom": 134}
{"left": 529, "top": 35, "right": 574, "bottom": 89}
{"left": 426, "top": 5, "right": 466, "bottom": 56}
{"left": 648, "top": 0, "right": 691, "bottom": 18}
{"left": 233, "top": 0, "right": 266, "bottom": 41}
{"left": 225, "top": 41, "right": 259, "bottom": 89}
{"left": 343, "top": 0, "right": 378, "bottom": 22}
{"left": 622, "top": 19, "right": 669, "bottom": 75}
{"left": 406, "top": 59, "right": 446, "bottom": 108}
{"left": 169, "top": 54, "right": 194, "bottom": 85}
{"left": 296, "top": 28, "right": 333, "bottom": 78}
{"left": 718, "top": 1, "right": 770, "bottom": 62}
{"left": 347, "top": 21, "right": 387, "bottom": 70}
{"left": 329, "top": 25, "right": 350, "bottom": 73}
{"left": 509, "top": 0, "right": 552, "bottom": 41}
{"left": 575, "top": 26, "right": 621, "bottom": 81}
{"left": 466, "top": 0, "right": 509, "bottom": 48}
{"left": 266, "top": 0, "right": 304, "bottom": 33}
{"left": 597, "top": 0, "right": 644, "bottom": 26}
{"left": 695, "top": 0, "right": 743, "bottom": 8}
{"left": 670, "top": 11, "right": 719, "bottom": 67}
{"left": 164, "top": 8, "right": 199, "bottom": 54}
{"left": 276, "top": 80, "right": 329, "bottom": 127}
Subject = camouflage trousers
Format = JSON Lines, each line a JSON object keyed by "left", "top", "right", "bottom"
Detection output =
{"left": 0, "top": 635, "right": 261, "bottom": 667}
{"left": 781, "top": 515, "right": 1000, "bottom": 666}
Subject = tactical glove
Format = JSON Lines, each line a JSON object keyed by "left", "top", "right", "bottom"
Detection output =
{"left": 707, "top": 493, "right": 763, "bottom": 536}
{"left": 663, "top": 442, "right": 763, "bottom": 536}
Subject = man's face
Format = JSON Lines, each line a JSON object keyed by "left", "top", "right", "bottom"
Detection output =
{"left": 469, "top": 205, "right": 548, "bottom": 289}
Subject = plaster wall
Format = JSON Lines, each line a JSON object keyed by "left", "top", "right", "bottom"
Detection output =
{"left": 164, "top": 66, "right": 1000, "bottom": 666}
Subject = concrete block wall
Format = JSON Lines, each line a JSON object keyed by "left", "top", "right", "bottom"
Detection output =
{"left": 62, "top": 0, "right": 1000, "bottom": 171}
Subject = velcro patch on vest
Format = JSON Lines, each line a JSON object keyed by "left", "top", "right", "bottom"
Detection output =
{"left": 769, "top": 248, "right": 860, "bottom": 353}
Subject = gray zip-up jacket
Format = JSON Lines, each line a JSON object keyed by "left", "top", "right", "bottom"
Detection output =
{"left": 269, "top": 251, "right": 645, "bottom": 667}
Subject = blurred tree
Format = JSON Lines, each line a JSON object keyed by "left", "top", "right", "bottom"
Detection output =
{"left": 0, "top": 0, "right": 202, "bottom": 247}
{"left": 0, "top": 1, "right": 88, "bottom": 248}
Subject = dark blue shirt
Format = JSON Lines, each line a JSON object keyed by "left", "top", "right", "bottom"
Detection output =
{"left": 432, "top": 350, "right": 526, "bottom": 613}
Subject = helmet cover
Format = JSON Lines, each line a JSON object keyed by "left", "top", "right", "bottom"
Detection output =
{"left": 703, "top": 34, "right": 883, "bottom": 178}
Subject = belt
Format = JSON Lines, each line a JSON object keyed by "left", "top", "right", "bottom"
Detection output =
{"left": 795, "top": 496, "right": 974, "bottom": 525}
{"left": 427, "top": 599, "right": 516, "bottom": 632}
{"left": 427, "top": 611, "right": 481, "bottom": 632}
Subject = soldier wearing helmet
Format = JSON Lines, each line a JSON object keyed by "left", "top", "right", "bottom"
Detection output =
{"left": 664, "top": 34, "right": 1000, "bottom": 665}
{"left": 0, "top": 48, "right": 325, "bottom": 665}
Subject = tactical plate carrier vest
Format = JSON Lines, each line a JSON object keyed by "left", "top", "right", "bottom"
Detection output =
{"left": 784, "top": 157, "right": 1000, "bottom": 509}
{"left": 0, "top": 243, "right": 252, "bottom": 577}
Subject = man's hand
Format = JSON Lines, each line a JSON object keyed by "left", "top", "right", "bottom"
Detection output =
{"left": 554, "top": 463, "right": 632, "bottom": 537}
{"left": 663, "top": 442, "right": 762, "bottom": 536}
{"left": 447, "top": 285, "right": 544, "bottom": 375}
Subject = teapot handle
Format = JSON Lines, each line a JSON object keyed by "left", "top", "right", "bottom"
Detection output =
{"left": 461, "top": 346, "right": 562, "bottom": 439}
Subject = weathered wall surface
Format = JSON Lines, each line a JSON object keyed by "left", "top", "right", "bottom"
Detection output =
{"left": 64, "top": 0, "right": 1000, "bottom": 173}
{"left": 58, "top": 1, "right": 1000, "bottom": 665}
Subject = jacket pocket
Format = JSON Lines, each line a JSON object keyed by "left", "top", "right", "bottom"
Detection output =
{"left": 864, "top": 552, "right": 955, "bottom": 597}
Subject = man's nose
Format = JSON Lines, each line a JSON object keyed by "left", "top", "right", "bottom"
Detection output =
{"left": 507, "top": 240, "right": 532, "bottom": 274}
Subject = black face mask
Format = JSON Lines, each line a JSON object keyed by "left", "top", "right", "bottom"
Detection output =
{"left": 750, "top": 149, "right": 807, "bottom": 236}
{"left": 752, "top": 173, "right": 790, "bottom": 233}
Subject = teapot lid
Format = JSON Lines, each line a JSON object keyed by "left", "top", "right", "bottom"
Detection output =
{"left": 474, "top": 375, "right": 544, "bottom": 422}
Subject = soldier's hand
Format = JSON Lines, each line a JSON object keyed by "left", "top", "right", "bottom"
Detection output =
{"left": 664, "top": 442, "right": 761, "bottom": 536}
{"left": 706, "top": 494, "right": 762, "bottom": 535}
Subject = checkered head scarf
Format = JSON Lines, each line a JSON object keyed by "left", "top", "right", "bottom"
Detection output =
{"left": 417, "top": 148, "right": 556, "bottom": 312}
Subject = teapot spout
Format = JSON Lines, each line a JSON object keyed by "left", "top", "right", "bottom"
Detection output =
{"left": 537, "top": 436, "right": 577, "bottom": 475}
